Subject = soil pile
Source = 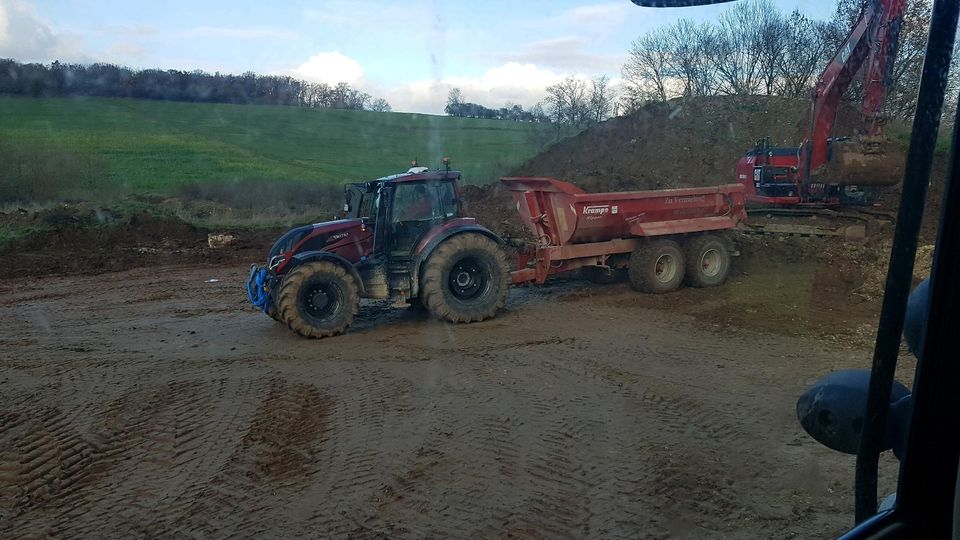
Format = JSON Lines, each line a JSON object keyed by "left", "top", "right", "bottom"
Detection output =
{"left": 460, "top": 183, "right": 526, "bottom": 239}
{"left": 0, "top": 207, "right": 282, "bottom": 277}
{"left": 463, "top": 95, "right": 873, "bottom": 238}
{"left": 512, "top": 95, "right": 863, "bottom": 193}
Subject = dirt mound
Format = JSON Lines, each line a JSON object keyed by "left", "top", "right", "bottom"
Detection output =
{"left": 0, "top": 209, "right": 283, "bottom": 277}
{"left": 512, "top": 95, "right": 863, "bottom": 193}
{"left": 460, "top": 183, "right": 526, "bottom": 239}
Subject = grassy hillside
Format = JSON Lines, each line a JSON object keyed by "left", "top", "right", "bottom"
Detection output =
{"left": 0, "top": 96, "right": 548, "bottom": 196}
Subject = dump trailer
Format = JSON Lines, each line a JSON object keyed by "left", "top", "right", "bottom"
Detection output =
{"left": 501, "top": 177, "right": 747, "bottom": 293}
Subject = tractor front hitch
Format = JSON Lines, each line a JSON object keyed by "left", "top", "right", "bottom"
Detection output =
{"left": 246, "top": 265, "right": 276, "bottom": 313}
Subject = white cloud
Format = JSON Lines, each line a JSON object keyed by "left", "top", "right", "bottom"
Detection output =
{"left": 381, "top": 62, "right": 570, "bottom": 115}
{"left": 293, "top": 51, "right": 365, "bottom": 85}
{"left": 0, "top": 0, "right": 86, "bottom": 62}
{"left": 499, "top": 36, "right": 625, "bottom": 74}
{"left": 528, "top": 2, "right": 635, "bottom": 35}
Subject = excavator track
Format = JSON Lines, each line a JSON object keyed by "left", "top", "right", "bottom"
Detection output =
{"left": 741, "top": 207, "right": 893, "bottom": 239}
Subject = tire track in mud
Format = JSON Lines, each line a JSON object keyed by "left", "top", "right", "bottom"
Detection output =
{"left": 1, "top": 374, "right": 270, "bottom": 537}
{"left": 169, "top": 379, "right": 333, "bottom": 537}
{"left": 502, "top": 400, "right": 595, "bottom": 538}
{"left": 1, "top": 263, "right": 871, "bottom": 538}
{"left": 464, "top": 341, "right": 754, "bottom": 538}
{"left": 306, "top": 366, "right": 418, "bottom": 536}
{"left": 0, "top": 407, "right": 97, "bottom": 530}
{"left": 352, "top": 360, "right": 529, "bottom": 537}
{"left": 9, "top": 380, "right": 227, "bottom": 536}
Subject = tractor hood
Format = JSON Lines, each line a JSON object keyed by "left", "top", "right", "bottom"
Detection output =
{"left": 267, "top": 219, "right": 363, "bottom": 261}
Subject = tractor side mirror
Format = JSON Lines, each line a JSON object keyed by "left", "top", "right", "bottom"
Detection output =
{"left": 796, "top": 369, "right": 912, "bottom": 458}
{"left": 343, "top": 203, "right": 350, "bottom": 213}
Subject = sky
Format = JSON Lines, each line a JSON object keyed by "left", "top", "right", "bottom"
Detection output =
{"left": 0, "top": 0, "right": 837, "bottom": 114}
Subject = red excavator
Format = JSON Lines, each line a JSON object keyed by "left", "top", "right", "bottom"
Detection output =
{"left": 734, "top": 0, "right": 906, "bottom": 206}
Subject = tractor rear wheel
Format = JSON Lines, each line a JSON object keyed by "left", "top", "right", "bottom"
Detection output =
{"left": 628, "top": 239, "right": 685, "bottom": 293}
{"left": 277, "top": 261, "right": 359, "bottom": 338}
{"left": 421, "top": 233, "right": 510, "bottom": 323}
{"left": 684, "top": 234, "right": 731, "bottom": 288}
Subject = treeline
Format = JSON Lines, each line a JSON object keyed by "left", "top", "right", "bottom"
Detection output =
{"left": 0, "top": 59, "right": 392, "bottom": 112}
{"left": 620, "top": 0, "right": 933, "bottom": 120}
{"left": 444, "top": 88, "right": 548, "bottom": 122}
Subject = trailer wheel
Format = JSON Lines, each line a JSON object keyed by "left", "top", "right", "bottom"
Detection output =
{"left": 628, "top": 239, "right": 685, "bottom": 293}
{"left": 421, "top": 233, "right": 510, "bottom": 323}
{"left": 276, "top": 261, "right": 359, "bottom": 338}
{"left": 685, "top": 234, "right": 731, "bottom": 288}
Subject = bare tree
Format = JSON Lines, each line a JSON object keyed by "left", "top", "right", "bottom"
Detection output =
{"left": 622, "top": 27, "right": 672, "bottom": 104}
{"left": 589, "top": 75, "right": 616, "bottom": 124}
{"left": 777, "top": 10, "right": 833, "bottom": 97}
{"left": 369, "top": 98, "right": 392, "bottom": 112}
{"left": 711, "top": 1, "right": 767, "bottom": 95}
{"left": 545, "top": 76, "right": 591, "bottom": 138}
{"left": 756, "top": 5, "right": 790, "bottom": 95}
{"left": 668, "top": 19, "right": 717, "bottom": 97}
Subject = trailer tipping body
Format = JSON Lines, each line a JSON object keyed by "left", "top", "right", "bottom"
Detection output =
{"left": 501, "top": 177, "right": 747, "bottom": 286}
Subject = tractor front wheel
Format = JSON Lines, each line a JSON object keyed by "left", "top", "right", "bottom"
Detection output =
{"left": 421, "top": 234, "right": 510, "bottom": 323}
{"left": 277, "top": 261, "right": 359, "bottom": 338}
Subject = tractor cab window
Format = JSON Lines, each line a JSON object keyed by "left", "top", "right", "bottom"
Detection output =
{"left": 436, "top": 180, "right": 461, "bottom": 219}
{"left": 392, "top": 182, "right": 441, "bottom": 223}
{"left": 388, "top": 181, "right": 450, "bottom": 256}
{"left": 358, "top": 191, "right": 377, "bottom": 220}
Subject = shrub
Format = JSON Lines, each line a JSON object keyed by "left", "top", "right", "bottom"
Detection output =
{"left": 0, "top": 139, "right": 107, "bottom": 203}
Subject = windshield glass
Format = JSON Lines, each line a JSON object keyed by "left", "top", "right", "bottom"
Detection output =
{"left": 0, "top": 0, "right": 952, "bottom": 537}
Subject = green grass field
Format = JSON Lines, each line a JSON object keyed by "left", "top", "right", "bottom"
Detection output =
{"left": 0, "top": 96, "right": 549, "bottom": 195}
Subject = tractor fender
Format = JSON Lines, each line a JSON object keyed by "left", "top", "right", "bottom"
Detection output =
{"left": 409, "top": 224, "right": 502, "bottom": 298}
{"left": 288, "top": 250, "right": 365, "bottom": 295}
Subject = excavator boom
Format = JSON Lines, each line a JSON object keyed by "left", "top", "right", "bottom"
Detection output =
{"left": 803, "top": 0, "right": 906, "bottom": 181}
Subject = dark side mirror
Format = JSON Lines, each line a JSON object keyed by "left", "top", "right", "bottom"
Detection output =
{"left": 796, "top": 369, "right": 912, "bottom": 458}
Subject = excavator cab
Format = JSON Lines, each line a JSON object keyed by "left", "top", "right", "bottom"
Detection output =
{"left": 737, "top": 137, "right": 804, "bottom": 203}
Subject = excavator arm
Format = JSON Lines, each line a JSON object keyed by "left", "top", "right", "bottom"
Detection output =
{"left": 863, "top": 0, "right": 907, "bottom": 136}
{"left": 633, "top": 0, "right": 907, "bottom": 204}
{"left": 803, "top": 0, "right": 907, "bottom": 181}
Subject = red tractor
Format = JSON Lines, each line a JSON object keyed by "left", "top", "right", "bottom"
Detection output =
{"left": 246, "top": 161, "right": 510, "bottom": 338}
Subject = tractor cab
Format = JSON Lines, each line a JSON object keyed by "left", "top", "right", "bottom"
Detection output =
{"left": 343, "top": 162, "right": 465, "bottom": 261}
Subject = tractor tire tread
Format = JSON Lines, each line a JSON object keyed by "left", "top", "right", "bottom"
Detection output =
{"left": 421, "top": 233, "right": 510, "bottom": 323}
{"left": 277, "top": 261, "right": 359, "bottom": 338}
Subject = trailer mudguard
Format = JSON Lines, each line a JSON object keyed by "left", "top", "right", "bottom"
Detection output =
{"left": 409, "top": 223, "right": 502, "bottom": 298}
{"left": 289, "top": 250, "right": 366, "bottom": 294}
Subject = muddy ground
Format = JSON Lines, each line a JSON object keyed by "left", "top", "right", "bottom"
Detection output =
{"left": 0, "top": 249, "right": 911, "bottom": 538}
{"left": 0, "top": 93, "right": 934, "bottom": 537}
